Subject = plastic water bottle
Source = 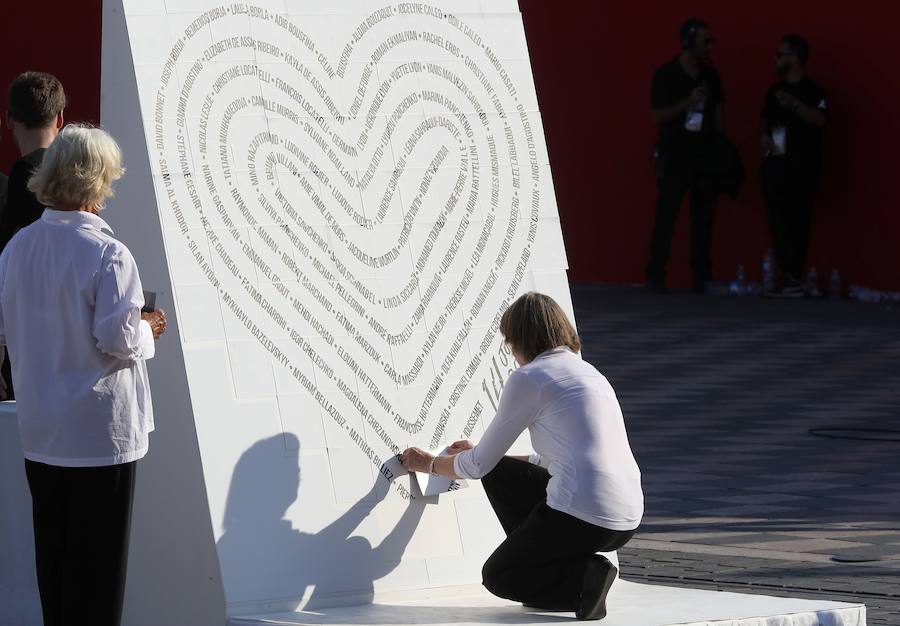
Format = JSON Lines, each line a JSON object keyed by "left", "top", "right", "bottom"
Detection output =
{"left": 805, "top": 267, "right": 821, "bottom": 297}
{"left": 828, "top": 270, "right": 842, "bottom": 300}
{"left": 730, "top": 265, "right": 748, "bottom": 295}
{"left": 762, "top": 250, "right": 775, "bottom": 294}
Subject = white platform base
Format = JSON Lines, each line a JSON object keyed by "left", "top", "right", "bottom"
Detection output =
{"left": 228, "top": 580, "right": 865, "bottom": 626}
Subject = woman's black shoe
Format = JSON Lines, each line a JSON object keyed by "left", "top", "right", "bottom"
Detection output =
{"left": 576, "top": 555, "right": 617, "bottom": 620}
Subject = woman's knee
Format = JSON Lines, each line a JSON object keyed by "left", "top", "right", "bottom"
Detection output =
{"left": 606, "top": 529, "right": 636, "bottom": 552}
{"left": 481, "top": 562, "right": 507, "bottom": 599}
{"left": 481, "top": 553, "right": 517, "bottom": 600}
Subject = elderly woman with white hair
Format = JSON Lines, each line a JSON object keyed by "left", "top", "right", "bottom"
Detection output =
{"left": 0, "top": 124, "right": 167, "bottom": 626}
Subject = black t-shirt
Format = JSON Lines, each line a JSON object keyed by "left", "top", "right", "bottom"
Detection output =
{"left": 652, "top": 57, "right": 725, "bottom": 154}
{"left": 0, "top": 148, "right": 46, "bottom": 251}
{"left": 762, "top": 76, "right": 827, "bottom": 164}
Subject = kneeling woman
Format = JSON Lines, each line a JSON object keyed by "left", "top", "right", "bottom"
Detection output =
{"left": 401, "top": 292, "right": 643, "bottom": 620}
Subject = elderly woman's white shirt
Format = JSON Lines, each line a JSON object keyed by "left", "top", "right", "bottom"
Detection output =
{"left": 453, "top": 347, "right": 644, "bottom": 531}
{"left": 0, "top": 209, "right": 155, "bottom": 467}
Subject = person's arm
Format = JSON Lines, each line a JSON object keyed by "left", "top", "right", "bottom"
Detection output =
{"left": 793, "top": 100, "right": 827, "bottom": 127}
{"left": 652, "top": 99, "right": 690, "bottom": 125}
{"left": 412, "top": 444, "right": 531, "bottom": 475}
{"left": 651, "top": 87, "right": 707, "bottom": 125}
{"left": 776, "top": 91, "right": 827, "bottom": 128}
{"left": 397, "top": 447, "right": 461, "bottom": 478}
{"left": 452, "top": 370, "right": 540, "bottom": 479}
{"left": 651, "top": 67, "right": 706, "bottom": 125}
{"left": 92, "top": 242, "right": 159, "bottom": 361}
{"left": 401, "top": 372, "right": 542, "bottom": 479}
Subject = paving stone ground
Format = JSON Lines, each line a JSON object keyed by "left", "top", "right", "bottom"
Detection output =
{"left": 570, "top": 284, "right": 900, "bottom": 625}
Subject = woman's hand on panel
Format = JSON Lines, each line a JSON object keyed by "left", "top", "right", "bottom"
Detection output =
{"left": 399, "top": 447, "right": 434, "bottom": 474}
{"left": 141, "top": 309, "right": 167, "bottom": 340}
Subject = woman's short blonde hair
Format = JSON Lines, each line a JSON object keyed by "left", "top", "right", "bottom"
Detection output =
{"left": 27, "top": 124, "right": 125, "bottom": 208}
{"left": 500, "top": 292, "right": 581, "bottom": 363}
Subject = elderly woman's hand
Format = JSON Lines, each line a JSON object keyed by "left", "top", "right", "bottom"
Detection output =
{"left": 141, "top": 309, "right": 168, "bottom": 340}
{"left": 400, "top": 447, "right": 434, "bottom": 474}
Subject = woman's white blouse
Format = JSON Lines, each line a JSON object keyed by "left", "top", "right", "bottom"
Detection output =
{"left": 454, "top": 347, "right": 643, "bottom": 531}
{"left": 0, "top": 210, "right": 155, "bottom": 467}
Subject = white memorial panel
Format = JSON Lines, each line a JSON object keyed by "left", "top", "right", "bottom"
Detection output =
{"left": 102, "top": 0, "right": 571, "bottom": 622}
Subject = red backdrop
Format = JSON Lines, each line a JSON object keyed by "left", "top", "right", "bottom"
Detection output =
{"left": 2, "top": 1, "right": 897, "bottom": 290}
{"left": 0, "top": 4, "right": 102, "bottom": 170}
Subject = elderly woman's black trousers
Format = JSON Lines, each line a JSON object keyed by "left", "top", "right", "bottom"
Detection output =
{"left": 24, "top": 459, "right": 136, "bottom": 626}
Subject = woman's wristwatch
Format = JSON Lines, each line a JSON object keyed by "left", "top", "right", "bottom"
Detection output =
{"left": 426, "top": 455, "right": 436, "bottom": 475}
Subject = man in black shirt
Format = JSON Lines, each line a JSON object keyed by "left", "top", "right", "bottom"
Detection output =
{"left": 760, "top": 35, "right": 827, "bottom": 297}
{"left": 3, "top": 72, "right": 66, "bottom": 250}
{"left": 647, "top": 19, "right": 725, "bottom": 293}
{"left": 2, "top": 72, "right": 66, "bottom": 399}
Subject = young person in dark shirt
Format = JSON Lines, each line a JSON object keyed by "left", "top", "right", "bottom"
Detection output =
{"left": 647, "top": 19, "right": 725, "bottom": 293}
{"left": 4, "top": 72, "right": 66, "bottom": 251}
{"left": 2, "top": 72, "right": 66, "bottom": 399}
{"left": 760, "top": 36, "right": 827, "bottom": 298}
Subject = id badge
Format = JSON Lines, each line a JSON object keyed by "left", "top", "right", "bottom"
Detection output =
{"left": 685, "top": 108, "right": 704, "bottom": 132}
{"left": 772, "top": 126, "right": 787, "bottom": 155}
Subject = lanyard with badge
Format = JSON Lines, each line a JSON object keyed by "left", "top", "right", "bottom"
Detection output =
{"left": 685, "top": 80, "right": 707, "bottom": 132}
{"left": 771, "top": 125, "right": 787, "bottom": 155}
{"left": 770, "top": 89, "right": 797, "bottom": 155}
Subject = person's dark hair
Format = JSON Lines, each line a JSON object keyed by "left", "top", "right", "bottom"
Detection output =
{"left": 499, "top": 292, "right": 581, "bottom": 363}
{"left": 679, "top": 18, "right": 710, "bottom": 50}
{"left": 782, "top": 35, "right": 810, "bottom": 66}
{"left": 7, "top": 71, "right": 66, "bottom": 129}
